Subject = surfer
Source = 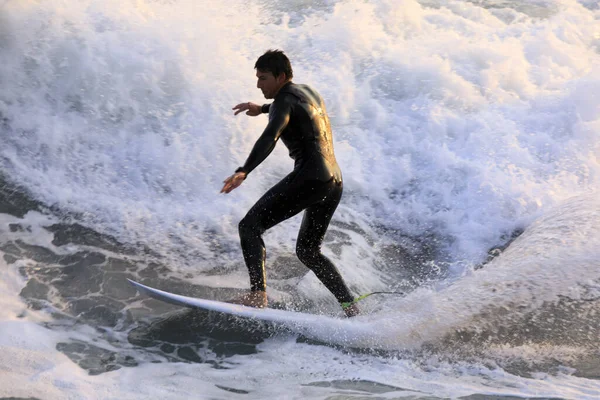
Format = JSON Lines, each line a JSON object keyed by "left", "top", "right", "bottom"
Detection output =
{"left": 221, "top": 50, "right": 359, "bottom": 317}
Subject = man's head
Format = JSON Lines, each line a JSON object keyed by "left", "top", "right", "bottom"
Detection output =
{"left": 255, "top": 49, "right": 293, "bottom": 99}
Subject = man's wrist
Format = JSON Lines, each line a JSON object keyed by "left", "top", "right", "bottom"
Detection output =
{"left": 235, "top": 167, "right": 247, "bottom": 177}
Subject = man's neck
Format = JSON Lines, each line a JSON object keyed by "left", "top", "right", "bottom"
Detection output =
{"left": 274, "top": 80, "right": 292, "bottom": 97}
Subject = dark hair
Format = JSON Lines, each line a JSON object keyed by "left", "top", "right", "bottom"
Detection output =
{"left": 254, "top": 49, "right": 293, "bottom": 80}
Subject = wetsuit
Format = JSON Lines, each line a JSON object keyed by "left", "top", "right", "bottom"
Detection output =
{"left": 235, "top": 82, "right": 354, "bottom": 304}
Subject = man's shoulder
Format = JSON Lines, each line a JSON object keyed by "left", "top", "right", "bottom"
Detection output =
{"left": 275, "top": 83, "right": 301, "bottom": 103}
{"left": 278, "top": 82, "right": 319, "bottom": 101}
{"left": 281, "top": 82, "right": 313, "bottom": 92}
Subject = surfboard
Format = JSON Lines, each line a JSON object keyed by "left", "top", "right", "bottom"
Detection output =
{"left": 128, "top": 278, "right": 342, "bottom": 324}
{"left": 127, "top": 279, "right": 394, "bottom": 349}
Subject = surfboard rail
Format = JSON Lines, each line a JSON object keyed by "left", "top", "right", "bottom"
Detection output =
{"left": 128, "top": 279, "right": 338, "bottom": 324}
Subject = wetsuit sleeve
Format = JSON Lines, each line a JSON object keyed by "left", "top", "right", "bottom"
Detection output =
{"left": 236, "top": 96, "right": 292, "bottom": 175}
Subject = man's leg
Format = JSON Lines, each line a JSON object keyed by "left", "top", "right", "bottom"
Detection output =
{"left": 295, "top": 180, "right": 356, "bottom": 310}
{"left": 238, "top": 173, "right": 322, "bottom": 293}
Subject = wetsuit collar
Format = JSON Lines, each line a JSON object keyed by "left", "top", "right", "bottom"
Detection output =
{"left": 275, "top": 81, "right": 293, "bottom": 98}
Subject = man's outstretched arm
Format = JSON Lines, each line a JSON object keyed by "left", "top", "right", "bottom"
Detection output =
{"left": 221, "top": 102, "right": 267, "bottom": 193}
{"left": 221, "top": 97, "right": 291, "bottom": 193}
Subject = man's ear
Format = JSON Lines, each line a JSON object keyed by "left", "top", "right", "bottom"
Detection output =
{"left": 276, "top": 73, "right": 287, "bottom": 84}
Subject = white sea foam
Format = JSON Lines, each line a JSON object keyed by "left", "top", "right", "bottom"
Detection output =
{"left": 1, "top": 0, "right": 598, "bottom": 273}
{"left": 342, "top": 194, "right": 600, "bottom": 350}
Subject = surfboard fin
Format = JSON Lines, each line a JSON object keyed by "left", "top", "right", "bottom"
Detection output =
{"left": 341, "top": 290, "right": 406, "bottom": 310}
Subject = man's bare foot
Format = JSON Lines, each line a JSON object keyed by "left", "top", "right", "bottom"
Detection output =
{"left": 343, "top": 303, "right": 360, "bottom": 318}
{"left": 227, "top": 291, "right": 268, "bottom": 308}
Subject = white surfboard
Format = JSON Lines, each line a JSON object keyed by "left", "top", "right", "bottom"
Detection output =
{"left": 128, "top": 278, "right": 340, "bottom": 324}
{"left": 128, "top": 279, "right": 385, "bottom": 348}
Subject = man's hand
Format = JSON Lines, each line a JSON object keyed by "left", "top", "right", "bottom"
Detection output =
{"left": 232, "top": 102, "right": 262, "bottom": 116}
{"left": 220, "top": 171, "right": 247, "bottom": 194}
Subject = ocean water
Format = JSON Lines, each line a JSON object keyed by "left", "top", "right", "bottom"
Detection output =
{"left": 0, "top": 0, "right": 599, "bottom": 398}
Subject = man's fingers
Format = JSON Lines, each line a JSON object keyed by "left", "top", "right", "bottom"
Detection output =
{"left": 221, "top": 182, "right": 233, "bottom": 193}
{"left": 223, "top": 183, "right": 236, "bottom": 194}
{"left": 233, "top": 102, "right": 251, "bottom": 116}
{"left": 233, "top": 102, "right": 259, "bottom": 116}
{"left": 233, "top": 103, "right": 244, "bottom": 115}
{"left": 221, "top": 174, "right": 243, "bottom": 194}
{"left": 221, "top": 176, "right": 232, "bottom": 193}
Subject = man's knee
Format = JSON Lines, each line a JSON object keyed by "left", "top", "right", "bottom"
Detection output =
{"left": 239, "top": 216, "right": 261, "bottom": 238}
{"left": 296, "top": 243, "right": 320, "bottom": 266}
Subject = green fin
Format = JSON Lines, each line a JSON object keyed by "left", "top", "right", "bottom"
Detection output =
{"left": 341, "top": 291, "right": 405, "bottom": 309}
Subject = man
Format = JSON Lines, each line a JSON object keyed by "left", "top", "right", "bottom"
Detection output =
{"left": 221, "top": 50, "right": 359, "bottom": 317}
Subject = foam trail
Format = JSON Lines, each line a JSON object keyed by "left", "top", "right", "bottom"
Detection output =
{"left": 320, "top": 194, "right": 600, "bottom": 350}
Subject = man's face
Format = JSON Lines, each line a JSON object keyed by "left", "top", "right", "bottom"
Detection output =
{"left": 256, "top": 70, "right": 286, "bottom": 99}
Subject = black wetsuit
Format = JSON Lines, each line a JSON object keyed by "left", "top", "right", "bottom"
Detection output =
{"left": 235, "top": 82, "right": 354, "bottom": 304}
